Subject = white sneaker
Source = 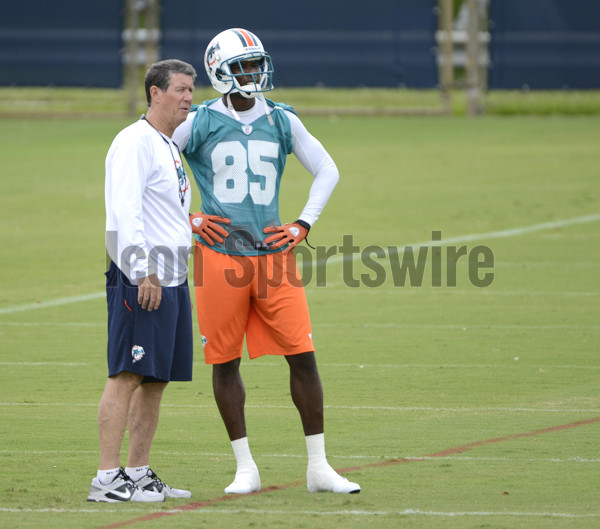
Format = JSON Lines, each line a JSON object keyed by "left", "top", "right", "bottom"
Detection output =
{"left": 87, "top": 468, "right": 165, "bottom": 502}
{"left": 135, "top": 468, "right": 192, "bottom": 499}
{"left": 224, "top": 463, "right": 261, "bottom": 494}
{"left": 307, "top": 464, "right": 361, "bottom": 494}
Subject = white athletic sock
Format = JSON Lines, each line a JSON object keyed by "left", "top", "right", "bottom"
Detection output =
{"left": 125, "top": 465, "right": 149, "bottom": 482}
{"left": 231, "top": 437, "right": 255, "bottom": 469}
{"left": 306, "top": 433, "right": 328, "bottom": 467}
{"left": 97, "top": 467, "right": 120, "bottom": 485}
{"left": 305, "top": 433, "right": 361, "bottom": 493}
{"left": 224, "top": 437, "right": 260, "bottom": 494}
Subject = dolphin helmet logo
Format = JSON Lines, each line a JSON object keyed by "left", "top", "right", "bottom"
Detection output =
{"left": 206, "top": 42, "right": 221, "bottom": 70}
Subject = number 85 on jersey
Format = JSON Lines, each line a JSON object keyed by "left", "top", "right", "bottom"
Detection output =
{"left": 211, "top": 140, "right": 280, "bottom": 206}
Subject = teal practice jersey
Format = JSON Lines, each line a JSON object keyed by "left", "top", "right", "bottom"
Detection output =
{"left": 184, "top": 98, "right": 296, "bottom": 255}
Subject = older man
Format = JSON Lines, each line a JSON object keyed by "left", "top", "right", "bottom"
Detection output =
{"left": 88, "top": 59, "right": 196, "bottom": 503}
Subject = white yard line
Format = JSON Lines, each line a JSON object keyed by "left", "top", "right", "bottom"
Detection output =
{"left": 2, "top": 449, "right": 599, "bottom": 464}
{"left": 1, "top": 360, "right": 599, "bottom": 371}
{"left": 0, "top": 361, "right": 87, "bottom": 366}
{"left": 312, "top": 288, "right": 599, "bottom": 295}
{"left": 320, "top": 213, "right": 600, "bottom": 265}
{"left": 1, "top": 321, "right": 598, "bottom": 330}
{"left": 322, "top": 362, "right": 600, "bottom": 370}
{"left": 193, "top": 508, "right": 600, "bottom": 518}
{"left": 1, "top": 401, "right": 598, "bottom": 413}
{"left": 0, "top": 292, "right": 104, "bottom": 315}
{"left": 0, "top": 321, "right": 104, "bottom": 327}
{"left": 161, "top": 508, "right": 600, "bottom": 518}
{"left": 2, "top": 321, "right": 599, "bottom": 329}
{"left": 317, "top": 323, "right": 600, "bottom": 330}
{"left": 1, "top": 507, "right": 599, "bottom": 518}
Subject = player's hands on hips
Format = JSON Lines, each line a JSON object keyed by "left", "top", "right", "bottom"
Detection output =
{"left": 137, "top": 273, "right": 162, "bottom": 311}
{"left": 189, "top": 211, "right": 231, "bottom": 246}
{"left": 263, "top": 220, "right": 310, "bottom": 254}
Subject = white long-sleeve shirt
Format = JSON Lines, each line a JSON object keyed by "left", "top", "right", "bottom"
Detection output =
{"left": 173, "top": 98, "right": 339, "bottom": 226}
{"left": 105, "top": 119, "right": 192, "bottom": 286}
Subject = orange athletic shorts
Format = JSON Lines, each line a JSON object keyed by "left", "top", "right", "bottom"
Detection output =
{"left": 193, "top": 243, "right": 314, "bottom": 364}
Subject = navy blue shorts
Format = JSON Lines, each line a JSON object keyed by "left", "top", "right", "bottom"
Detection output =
{"left": 105, "top": 261, "right": 193, "bottom": 382}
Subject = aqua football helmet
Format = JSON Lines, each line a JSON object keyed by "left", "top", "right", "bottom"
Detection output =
{"left": 205, "top": 28, "right": 274, "bottom": 98}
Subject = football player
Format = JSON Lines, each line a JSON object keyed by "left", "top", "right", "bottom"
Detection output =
{"left": 174, "top": 28, "right": 360, "bottom": 495}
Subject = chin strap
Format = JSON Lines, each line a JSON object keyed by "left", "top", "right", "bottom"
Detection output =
{"left": 226, "top": 91, "right": 274, "bottom": 127}
{"left": 226, "top": 93, "right": 241, "bottom": 122}
{"left": 257, "top": 93, "right": 274, "bottom": 126}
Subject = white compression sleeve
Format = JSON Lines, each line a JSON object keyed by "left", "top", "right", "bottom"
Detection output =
{"left": 288, "top": 111, "right": 339, "bottom": 226}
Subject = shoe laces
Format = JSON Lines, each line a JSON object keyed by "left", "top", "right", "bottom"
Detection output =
{"left": 145, "top": 469, "right": 168, "bottom": 492}
{"left": 117, "top": 468, "right": 138, "bottom": 491}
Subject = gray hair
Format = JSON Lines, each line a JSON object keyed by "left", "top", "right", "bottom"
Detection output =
{"left": 144, "top": 59, "right": 197, "bottom": 105}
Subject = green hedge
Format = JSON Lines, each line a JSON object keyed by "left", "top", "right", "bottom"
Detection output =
{"left": 1, "top": 86, "right": 599, "bottom": 117}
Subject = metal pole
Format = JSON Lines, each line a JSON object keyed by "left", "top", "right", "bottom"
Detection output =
{"left": 466, "top": 0, "right": 481, "bottom": 116}
{"left": 126, "top": 0, "right": 140, "bottom": 118}
{"left": 439, "top": 0, "right": 454, "bottom": 114}
{"left": 144, "top": 0, "right": 160, "bottom": 71}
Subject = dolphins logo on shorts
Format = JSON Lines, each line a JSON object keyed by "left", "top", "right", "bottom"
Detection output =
{"left": 131, "top": 345, "right": 145, "bottom": 363}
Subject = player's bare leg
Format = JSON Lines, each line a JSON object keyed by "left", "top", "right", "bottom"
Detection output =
{"left": 285, "top": 351, "right": 324, "bottom": 434}
{"left": 286, "top": 352, "right": 361, "bottom": 493}
{"left": 213, "top": 359, "right": 260, "bottom": 494}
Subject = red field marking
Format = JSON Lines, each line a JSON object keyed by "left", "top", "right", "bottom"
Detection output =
{"left": 335, "top": 415, "right": 600, "bottom": 474}
{"left": 93, "top": 416, "right": 600, "bottom": 529}
{"left": 95, "top": 480, "right": 305, "bottom": 529}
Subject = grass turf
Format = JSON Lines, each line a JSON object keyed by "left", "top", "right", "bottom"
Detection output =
{"left": 0, "top": 110, "right": 599, "bottom": 529}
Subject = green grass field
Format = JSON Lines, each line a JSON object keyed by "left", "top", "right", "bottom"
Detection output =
{"left": 0, "top": 102, "right": 599, "bottom": 529}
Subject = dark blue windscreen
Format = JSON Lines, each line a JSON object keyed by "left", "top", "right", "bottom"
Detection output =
{"left": 489, "top": 0, "right": 600, "bottom": 89}
{"left": 0, "top": 1, "right": 123, "bottom": 87}
{"left": 160, "top": 0, "right": 438, "bottom": 88}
